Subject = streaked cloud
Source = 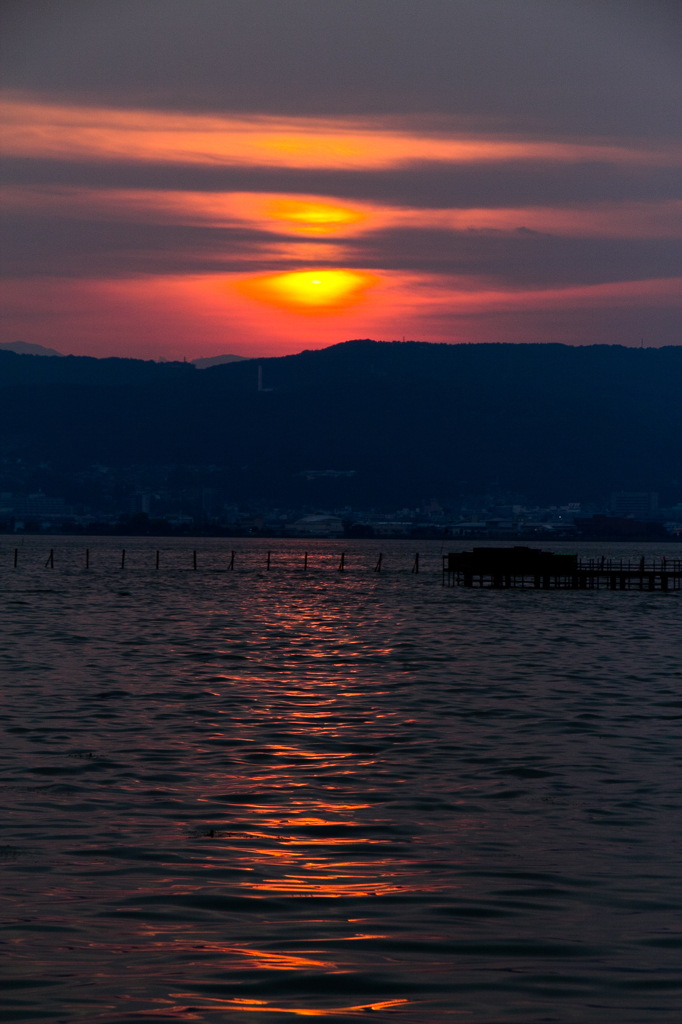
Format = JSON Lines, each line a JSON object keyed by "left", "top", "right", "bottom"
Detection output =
{"left": 3, "top": 98, "right": 680, "bottom": 171}
{"left": 3, "top": 184, "right": 680, "bottom": 240}
{"left": 1, "top": 91, "right": 679, "bottom": 355}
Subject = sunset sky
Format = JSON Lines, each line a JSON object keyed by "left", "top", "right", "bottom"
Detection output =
{"left": 1, "top": 0, "right": 680, "bottom": 359}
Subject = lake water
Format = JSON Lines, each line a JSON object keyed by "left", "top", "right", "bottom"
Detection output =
{"left": 2, "top": 537, "right": 681, "bottom": 1023}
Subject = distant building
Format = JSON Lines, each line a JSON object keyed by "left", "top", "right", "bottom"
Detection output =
{"left": 239, "top": 514, "right": 265, "bottom": 531}
{"left": 347, "top": 520, "right": 411, "bottom": 537}
{"left": 286, "top": 514, "right": 344, "bottom": 537}
{"left": 611, "top": 492, "right": 658, "bottom": 517}
{"left": 298, "top": 470, "right": 356, "bottom": 481}
{"left": 164, "top": 514, "right": 194, "bottom": 526}
{"left": 130, "top": 492, "right": 152, "bottom": 514}
{"left": 578, "top": 514, "right": 667, "bottom": 539}
{"left": 202, "top": 488, "right": 221, "bottom": 518}
{"left": 3, "top": 491, "right": 68, "bottom": 517}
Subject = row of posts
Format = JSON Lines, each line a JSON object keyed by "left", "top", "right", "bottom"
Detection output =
{"left": 17, "top": 549, "right": 422, "bottom": 573}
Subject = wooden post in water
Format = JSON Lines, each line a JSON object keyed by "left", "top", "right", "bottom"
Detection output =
{"left": 14, "top": 548, "right": 18, "bottom": 568}
{"left": 375, "top": 552, "right": 383, "bottom": 572}
{"left": 411, "top": 552, "right": 419, "bottom": 574}
{"left": 229, "top": 550, "right": 235, "bottom": 570}
{"left": 121, "top": 549, "right": 125, "bottom": 570}
{"left": 156, "top": 550, "right": 159, "bottom": 570}
{"left": 193, "top": 550, "right": 197, "bottom": 570}
{"left": 86, "top": 549, "right": 89, "bottom": 570}
{"left": 266, "top": 550, "right": 271, "bottom": 571}
{"left": 45, "top": 549, "right": 54, "bottom": 569}
{"left": 338, "top": 551, "right": 345, "bottom": 572}
{"left": 303, "top": 551, "right": 308, "bottom": 571}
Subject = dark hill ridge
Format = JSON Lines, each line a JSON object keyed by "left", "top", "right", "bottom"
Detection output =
{"left": 1, "top": 340, "right": 680, "bottom": 505}
{"left": 0, "top": 341, "right": 64, "bottom": 357}
{"left": 0, "top": 348, "right": 197, "bottom": 386}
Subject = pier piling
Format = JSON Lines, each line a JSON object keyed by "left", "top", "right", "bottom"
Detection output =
{"left": 443, "top": 547, "right": 681, "bottom": 591}
{"left": 12, "top": 543, "right": 679, "bottom": 588}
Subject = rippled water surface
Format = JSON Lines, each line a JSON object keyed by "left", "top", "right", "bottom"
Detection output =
{"left": 1, "top": 538, "right": 681, "bottom": 1023}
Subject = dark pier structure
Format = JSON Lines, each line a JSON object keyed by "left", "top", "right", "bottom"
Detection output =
{"left": 443, "top": 547, "right": 682, "bottom": 590}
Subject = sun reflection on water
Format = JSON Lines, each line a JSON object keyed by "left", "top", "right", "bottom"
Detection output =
{"left": 170, "top": 995, "right": 411, "bottom": 1015}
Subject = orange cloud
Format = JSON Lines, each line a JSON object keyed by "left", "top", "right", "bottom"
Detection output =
{"left": 3, "top": 185, "right": 680, "bottom": 241}
{"left": 3, "top": 95, "right": 679, "bottom": 359}
{"left": 3, "top": 96, "right": 679, "bottom": 170}
{"left": 264, "top": 198, "right": 366, "bottom": 234}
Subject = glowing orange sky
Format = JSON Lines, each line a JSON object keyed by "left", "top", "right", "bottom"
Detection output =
{"left": 1, "top": 96, "right": 680, "bottom": 358}
{"left": 234, "top": 270, "right": 379, "bottom": 314}
{"left": 5, "top": 97, "right": 679, "bottom": 170}
{"left": 4, "top": 185, "right": 681, "bottom": 240}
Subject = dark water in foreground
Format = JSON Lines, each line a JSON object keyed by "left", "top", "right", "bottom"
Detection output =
{"left": 1, "top": 538, "right": 681, "bottom": 1024}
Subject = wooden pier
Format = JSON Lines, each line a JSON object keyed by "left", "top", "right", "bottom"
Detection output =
{"left": 443, "top": 547, "right": 682, "bottom": 590}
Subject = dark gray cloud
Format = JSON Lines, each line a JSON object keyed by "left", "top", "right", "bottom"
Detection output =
{"left": 0, "top": 215, "right": 279, "bottom": 278}
{"left": 2, "top": 0, "right": 680, "bottom": 136}
{"left": 2, "top": 157, "right": 680, "bottom": 207}
{"left": 351, "top": 228, "right": 682, "bottom": 286}
{"left": 3, "top": 211, "right": 679, "bottom": 288}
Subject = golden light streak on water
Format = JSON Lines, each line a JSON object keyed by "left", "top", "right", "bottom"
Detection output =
{"left": 3, "top": 538, "right": 682, "bottom": 1021}
{"left": 170, "top": 994, "right": 411, "bottom": 1014}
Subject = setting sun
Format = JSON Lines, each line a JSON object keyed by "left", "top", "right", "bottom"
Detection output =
{"left": 234, "top": 269, "right": 379, "bottom": 313}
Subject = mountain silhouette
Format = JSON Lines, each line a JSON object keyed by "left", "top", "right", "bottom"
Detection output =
{"left": 0, "top": 340, "right": 64, "bottom": 357}
{"left": 1, "top": 340, "right": 680, "bottom": 506}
